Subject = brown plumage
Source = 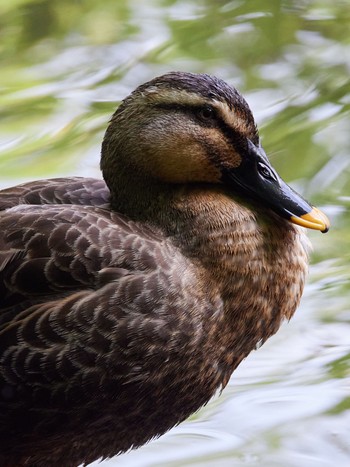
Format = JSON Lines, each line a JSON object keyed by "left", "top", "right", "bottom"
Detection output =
{"left": 0, "top": 72, "right": 329, "bottom": 467}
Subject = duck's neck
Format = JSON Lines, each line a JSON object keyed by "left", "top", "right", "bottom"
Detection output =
{"left": 166, "top": 187, "right": 309, "bottom": 342}
{"left": 110, "top": 181, "right": 309, "bottom": 372}
{"left": 110, "top": 180, "right": 308, "bottom": 320}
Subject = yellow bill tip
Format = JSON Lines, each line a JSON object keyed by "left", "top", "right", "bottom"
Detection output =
{"left": 290, "top": 206, "right": 330, "bottom": 233}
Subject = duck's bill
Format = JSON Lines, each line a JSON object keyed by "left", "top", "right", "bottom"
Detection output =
{"left": 257, "top": 176, "right": 330, "bottom": 234}
{"left": 222, "top": 142, "right": 330, "bottom": 233}
{"left": 289, "top": 206, "right": 330, "bottom": 233}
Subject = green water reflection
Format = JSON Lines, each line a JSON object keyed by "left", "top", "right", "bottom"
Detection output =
{"left": 1, "top": 0, "right": 349, "bottom": 466}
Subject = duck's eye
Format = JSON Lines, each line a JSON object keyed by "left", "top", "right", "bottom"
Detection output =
{"left": 257, "top": 162, "right": 276, "bottom": 181}
{"left": 198, "top": 105, "right": 215, "bottom": 120}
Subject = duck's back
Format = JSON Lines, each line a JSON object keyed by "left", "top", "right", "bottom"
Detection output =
{"left": 0, "top": 179, "right": 225, "bottom": 466}
{"left": 0, "top": 177, "right": 110, "bottom": 210}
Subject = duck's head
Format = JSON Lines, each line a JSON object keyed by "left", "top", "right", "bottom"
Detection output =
{"left": 101, "top": 72, "right": 329, "bottom": 233}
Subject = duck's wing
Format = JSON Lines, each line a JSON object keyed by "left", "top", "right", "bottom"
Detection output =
{"left": 0, "top": 202, "right": 199, "bottom": 388}
{"left": 0, "top": 177, "right": 110, "bottom": 210}
{"left": 0, "top": 203, "right": 178, "bottom": 324}
{"left": 0, "top": 202, "right": 207, "bottom": 462}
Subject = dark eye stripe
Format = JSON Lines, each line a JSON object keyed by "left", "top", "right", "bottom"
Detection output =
{"left": 153, "top": 102, "right": 258, "bottom": 151}
{"left": 155, "top": 102, "right": 224, "bottom": 125}
{"left": 153, "top": 103, "right": 217, "bottom": 129}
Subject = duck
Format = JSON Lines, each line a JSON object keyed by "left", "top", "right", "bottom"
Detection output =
{"left": 0, "top": 72, "right": 329, "bottom": 467}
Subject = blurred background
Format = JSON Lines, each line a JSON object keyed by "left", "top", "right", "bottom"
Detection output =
{"left": 1, "top": 0, "right": 349, "bottom": 466}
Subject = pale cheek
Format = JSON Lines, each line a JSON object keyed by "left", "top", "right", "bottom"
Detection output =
{"left": 158, "top": 146, "right": 221, "bottom": 183}
{"left": 141, "top": 132, "right": 222, "bottom": 183}
{"left": 137, "top": 119, "right": 241, "bottom": 184}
